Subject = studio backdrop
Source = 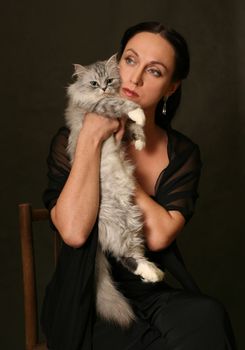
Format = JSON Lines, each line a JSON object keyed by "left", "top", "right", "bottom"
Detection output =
{"left": 0, "top": 0, "right": 244, "bottom": 349}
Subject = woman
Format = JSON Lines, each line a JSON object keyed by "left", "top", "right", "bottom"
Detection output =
{"left": 41, "top": 22, "right": 236, "bottom": 349}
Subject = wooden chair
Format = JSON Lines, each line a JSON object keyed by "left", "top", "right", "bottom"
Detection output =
{"left": 18, "top": 203, "right": 61, "bottom": 350}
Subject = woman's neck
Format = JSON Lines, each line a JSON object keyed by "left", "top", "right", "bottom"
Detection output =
{"left": 143, "top": 109, "right": 166, "bottom": 150}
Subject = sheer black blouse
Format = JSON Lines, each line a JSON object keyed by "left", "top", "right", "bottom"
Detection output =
{"left": 43, "top": 126, "right": 201, "bottom": 223}
{"left": 41, "top": 125, "right": 202, "bottom": 350}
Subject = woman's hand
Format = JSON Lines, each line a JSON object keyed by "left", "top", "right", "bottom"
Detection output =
{"left": 77, "top": 113, "right": 126, "bottom": 146}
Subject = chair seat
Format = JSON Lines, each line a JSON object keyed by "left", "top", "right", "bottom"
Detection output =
{"left": 33, "top": 342, "right": 48, "bottom": 350}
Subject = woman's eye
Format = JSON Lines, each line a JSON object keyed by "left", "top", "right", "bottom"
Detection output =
{"left": 90, "top": 81, "right": 99, "bottom": 87}
{"left": 125, "top": 57, "right": 135, "bottom": 65}
{"left": 147, "top": 68, "right": 162, "bottom": 77}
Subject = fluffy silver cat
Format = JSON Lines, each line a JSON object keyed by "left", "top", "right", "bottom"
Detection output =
{"left": 65, "top": 54, "right": 164, "bottom": 328}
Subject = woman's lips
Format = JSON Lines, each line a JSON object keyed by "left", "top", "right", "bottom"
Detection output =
{"left": 122, "top": 87, "right": 139, "bottom": 98}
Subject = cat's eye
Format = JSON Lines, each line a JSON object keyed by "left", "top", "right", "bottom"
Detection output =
{"left": 90, "top": 81, "right": 99, "bottom": 87}
{"left": 106, "top": 78, "right": 113, "bottom": 85}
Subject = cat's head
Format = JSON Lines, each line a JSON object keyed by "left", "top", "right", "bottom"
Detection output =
{"left": 71, "top": 54, "right": 121, "bottom": 98}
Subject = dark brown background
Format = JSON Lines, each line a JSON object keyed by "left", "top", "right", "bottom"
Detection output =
{"left": 1, "top": 0, "right": 244, "bottom": 348}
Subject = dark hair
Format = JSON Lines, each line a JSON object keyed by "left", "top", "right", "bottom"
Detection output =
{"left": 117, "top": 21, "right": 190, "bottom": 128}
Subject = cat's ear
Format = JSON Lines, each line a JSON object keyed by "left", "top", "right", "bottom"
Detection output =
{"left": 72, "top": 64, "right": 87, "bottom": 78}
{"left": 106, "top": 53, "right": 118, "bottom": 67}
{"left": 106, "top": 54, "right": 119, "bottom": 78}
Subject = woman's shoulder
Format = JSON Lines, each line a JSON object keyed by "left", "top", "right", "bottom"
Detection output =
{"left": 47, "top": 126, "right": 71, "bottom": 170}
{"left": 53, "top": 126, "right": 70, "bottom": 140}
{"left": 167, "top": 126, "right": 200, "bottom": 155}
{"left": 49, "top": 126, "right": 70, "bottom": 150}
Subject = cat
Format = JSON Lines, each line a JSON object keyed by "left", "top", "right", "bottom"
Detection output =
{"left": 65, "top": 54, "right": 164, "bottom": 327}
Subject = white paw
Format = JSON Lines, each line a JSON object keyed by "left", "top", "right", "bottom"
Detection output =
{"left": 128, "top": 108, "right": 145, "bottom": 126}
{"left": 134, "top": 140, "right": 145, "bottom": 151}
{"left": 135, "top": 261, "right": 165, "bottom": 283}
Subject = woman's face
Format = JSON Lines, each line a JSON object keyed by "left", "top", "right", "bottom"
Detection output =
{"left": 118, "top": 32, "right": 179, "bottom": 114}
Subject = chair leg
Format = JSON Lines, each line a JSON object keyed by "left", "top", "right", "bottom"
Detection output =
{"left": 19, "top": 203, "right": 38, "bottom": 350}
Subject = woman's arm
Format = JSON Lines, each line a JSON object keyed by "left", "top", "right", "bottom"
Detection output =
{"left": 135, "top": 183, "right": 185, "bottom": 251}
{"left": 50, "top": 113, "right": 120, "bottom": 248}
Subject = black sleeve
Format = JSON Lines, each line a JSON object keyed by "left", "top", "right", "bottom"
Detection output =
{"left": 155, "top": 131, "right": 202, "bottom": 224}
{"left": 42, "top": 127, "right": 71, "bottom": 228}
{"left": 154, "top": 130, "right": 202, "bottom": 292}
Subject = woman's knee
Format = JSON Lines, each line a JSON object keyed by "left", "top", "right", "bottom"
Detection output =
{"left": 151, "top": 290, "right": 229, "bottom": 334}
{"left": 190, "top": 294, "right": 227, "bottom": 325}
{"left": 153, "top": 292, "right": 236, "bottom": 349}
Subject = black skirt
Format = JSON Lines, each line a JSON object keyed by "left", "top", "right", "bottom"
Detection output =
{"left": 44, "top": 241, "right": 236, "bottom": 350}
{"left": 91, "top": 252, "right": 236, "bottom": 350}
{"left": 93, "top": 282, "right": 236, "bottom": 350}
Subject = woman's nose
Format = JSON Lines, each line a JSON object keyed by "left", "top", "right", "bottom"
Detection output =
{"left": 130, "top": 67, "right": 143, "bottom": 86}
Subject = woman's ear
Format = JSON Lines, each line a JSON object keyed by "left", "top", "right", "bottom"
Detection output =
{"left": 166, "top": 80, "right": 181, "bottom": 98}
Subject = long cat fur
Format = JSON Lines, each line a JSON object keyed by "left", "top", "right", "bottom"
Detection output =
{"left": 65, "top": 54, "right": 164, "bottom": 328}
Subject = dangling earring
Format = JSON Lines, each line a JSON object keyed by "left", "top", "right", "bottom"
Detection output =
{"left": 162, "top": 96, "right": 168, "bottom": 115}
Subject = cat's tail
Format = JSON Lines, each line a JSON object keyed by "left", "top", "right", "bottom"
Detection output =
{"left": 95, "top": 247, "right": 136, "bottom": 328}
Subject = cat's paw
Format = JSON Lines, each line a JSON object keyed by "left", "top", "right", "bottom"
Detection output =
{"left": 128, "top": 108, "right": 145, "bottom": 126}
{"left": 135, "top": 261, "right": 165, "bottom": 283}
{"left": 134, "top": 139, "right": 145, "bottom": 151}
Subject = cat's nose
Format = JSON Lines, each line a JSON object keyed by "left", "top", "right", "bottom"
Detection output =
{"left": 102, "top": 86, "right": 107, "bottom": 91}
